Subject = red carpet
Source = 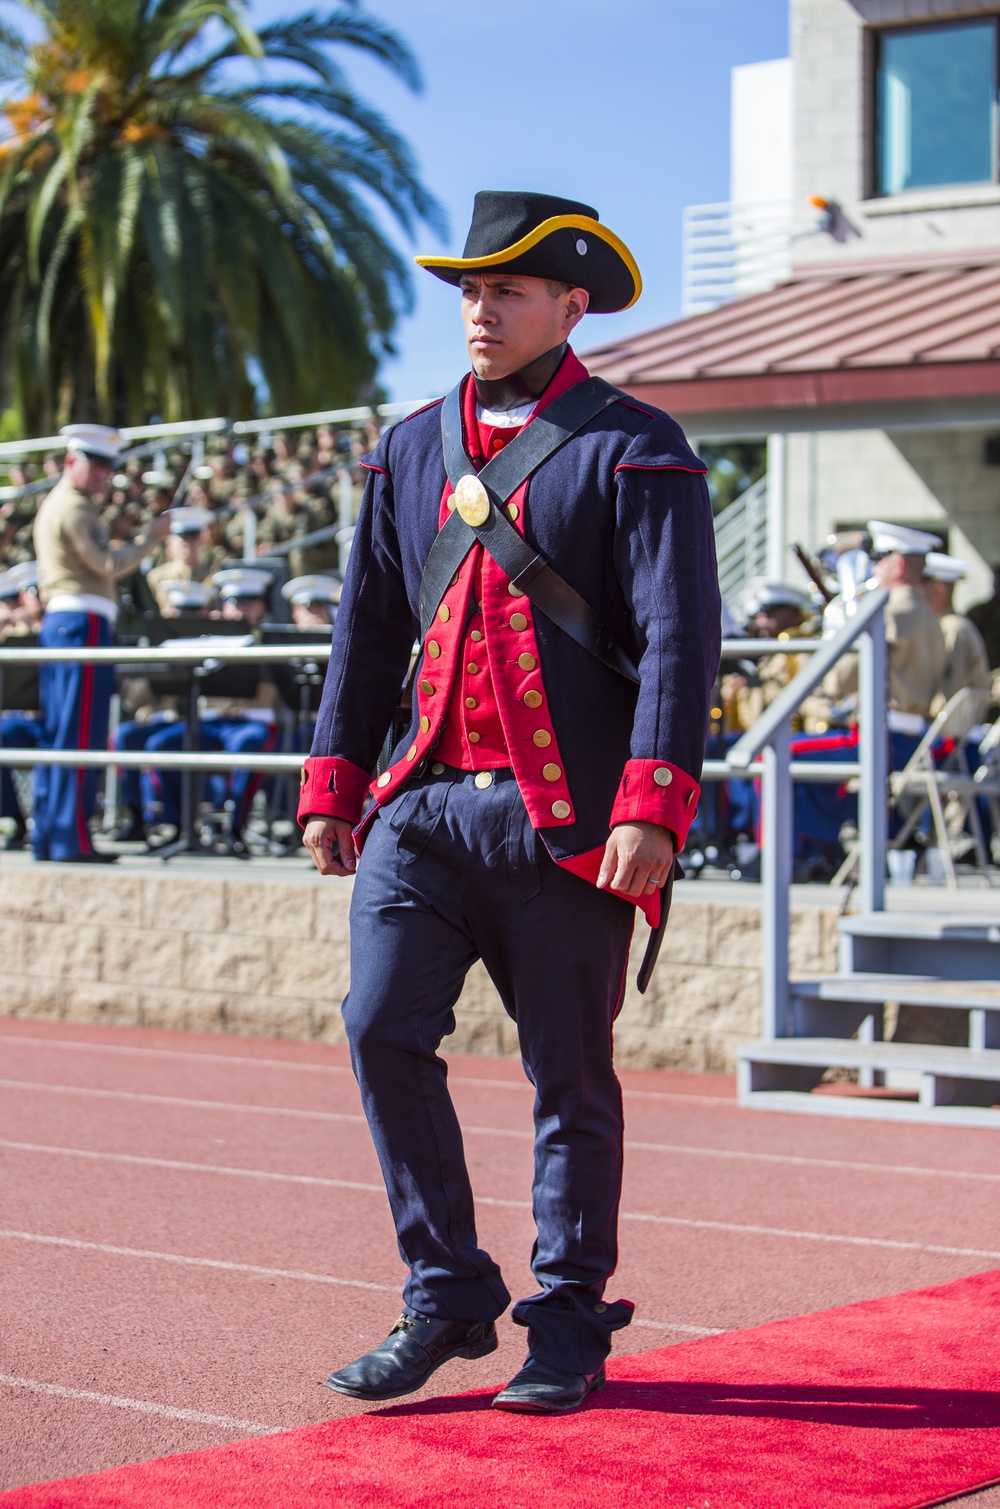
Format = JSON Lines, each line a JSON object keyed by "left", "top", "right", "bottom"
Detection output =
{"left": 4, "top": 1271, "right": 1000, "bottom": 1509}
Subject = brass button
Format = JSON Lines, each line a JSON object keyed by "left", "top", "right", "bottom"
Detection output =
{"left": 517, "top": 653, "right": 536, "bottom": 672}
{"left": 468, "top": 731, "right": 481, "bottom": 743}
{"left": 510, "top": 612, "right": 528, "bottom": 631}
{"left": 686, "top": 790, "right": 695, "bottom": 806}
{"left": 427, "top": 641, "right": 441, "bottom": 659}
{"left": 465, "top": 697, "right": 478, "bottom": 709}
{"left": 454, "top": 473, "right": 491, "bottom": 527}
{"left": 450, "top": 572, "right": 460, "bottom": 587}
{"left": 653, "top": 767, "right": 672, "bottom": 787}
{"left": 406, "top": 744, "right": 417, "bottom": 761}
{"left": 532, "top": 730, "right": 552, "bottom": 748}
{"left": 491, "top": 434, "right": 504, "bottom": 451}
{"left": 594, "top": 1302, "right": 607, "bottom": 1314}
{"left": 506, "top": 503, "right": 519, "bottom": 521}
{"left": 419, "top": 679, "right": 434, "bottom": 696}
{"left": 300, "top": 769, "right": 308, "bottom": 786}
{"left": 467, "top": 661, "right": 479, "bottom": 675}
{"left": 377, "top": 771, "right": 392, "bottom": 788}
{"left": 524, "top": 690, "right": 543, "bottom": 709}
{"left": 474, "top": 771, "right": 493, "bottom": 789}
{"left": 419, "top": 716, "right": 430, "bottom": 733}
{"left": 508, "top": 583, "right": 525, "bottom": 597}
{"left": 542, "top": 763, "right": 561, "bottom": 782}
{"left": 447, "top": 495, "right": 456, "bottom": 511}
{"left": 431, "top": 761, "right": 445, "bottom": 775}
{"left": 470, "top": 629, "right": 483, "bottom": 642}
{"left": 551, "top": 800, "right": 572, "bottom": 820}
{"left": 438, "top": 604, "right": 450, "bottom": 623}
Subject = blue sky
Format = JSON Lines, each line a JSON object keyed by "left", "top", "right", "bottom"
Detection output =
{"left": 257, "top": 0, "right": 789, "bottom": 400}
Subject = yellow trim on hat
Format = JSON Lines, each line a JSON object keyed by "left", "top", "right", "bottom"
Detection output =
{"left": 415, "top": 215, "right": 642, "bottom": 309}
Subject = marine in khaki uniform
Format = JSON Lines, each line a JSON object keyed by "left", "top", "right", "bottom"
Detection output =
{"left": 145, "top": 507, "right": 214, "bottom": 612}
{"left": 820, "top": 521, "right": 947, "bottom": 723}
{"left": 724, "top": 579, "right": 814, "bottom": 732}
{"left": 32, "top": 423, "right": 170, "bottom": 861}
{"left": 923, "top": 552, "right": 991, "bottom": 712}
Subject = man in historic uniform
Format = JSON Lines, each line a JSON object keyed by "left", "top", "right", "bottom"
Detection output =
{"left": 923, "top": 552, "right": 991, "bottom": 709}
{"left": 300, "top": 192, "right": 720, "bottom": 1413}
{"left": 32, "top": 424, "right": 169, "bottom": 861}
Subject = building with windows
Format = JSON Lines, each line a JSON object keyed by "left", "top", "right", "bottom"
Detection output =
{"left": 587, "top": 0, "right": 1000, "bottom": 610}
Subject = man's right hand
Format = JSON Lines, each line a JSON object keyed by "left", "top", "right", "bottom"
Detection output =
{"left": 303, "top": 816, "right": 357, "bottom": 877}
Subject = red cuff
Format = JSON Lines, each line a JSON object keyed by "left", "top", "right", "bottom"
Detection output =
{"left": 297, "top": 756, "right": 371, "bottom": 828}
{"left": 610, "top": 758, "right": 700, "bottom": 850}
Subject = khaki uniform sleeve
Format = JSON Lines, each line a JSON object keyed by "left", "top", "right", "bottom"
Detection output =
{"left": 63, "top": 508, "right": 155, "bottom": 580}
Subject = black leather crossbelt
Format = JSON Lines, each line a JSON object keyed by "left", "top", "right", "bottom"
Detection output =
{"left": 416, "top": 377, "right": 639, "bottom": 685}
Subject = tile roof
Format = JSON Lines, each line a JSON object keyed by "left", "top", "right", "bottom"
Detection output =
{"left": 584, "top": 258, "right": 1000, "bottom": 406}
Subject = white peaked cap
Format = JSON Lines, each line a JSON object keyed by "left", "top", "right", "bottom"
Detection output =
{"left": 867, "top": 519, "right": 943, "bottom": 556}
{"left": 745, "top": 578, "right": 811, "bottom": 612}
{"left": 162, "top": 579, "right": 216, "bottom": 610}
{"left": 212, "top": 567, "right": 274, "bottom": 599}
{"left": 924, "top": 551, "right": 968, "bottom": 583}
{"left": 169, "top": 506, "right": 214, "bottom": 535}
{"left": 280, "top": 574, "right": 341, "bottom": 607}
{"left": 5, "top": 561, "right": 39, "bottom": 591}
{"left": 60, "top": 423, "right": 123, "bottom": 462}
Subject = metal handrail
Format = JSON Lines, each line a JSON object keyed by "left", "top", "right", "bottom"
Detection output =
{"left": 0, "top": 643, "right": 332, "bottom": 665}
{"left": 723, "top": 588, "right": 889, "bottom": 1042}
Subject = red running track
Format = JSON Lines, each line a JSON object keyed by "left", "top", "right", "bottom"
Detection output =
{"left": 1, "top": 1015, "right": 999, "bottom": 1504}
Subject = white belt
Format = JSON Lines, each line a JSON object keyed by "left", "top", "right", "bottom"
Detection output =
{"left": 45, "top": 593, "right": 118, "bottom": 625}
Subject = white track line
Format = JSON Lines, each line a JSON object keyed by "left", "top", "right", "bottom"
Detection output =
{"left": 632, "top": 1319, "right": 724, "bottom": 1336}
{"left": 3, "top": 1077, "right": 998, "bottom": 1185}
{"left": 0, "top": 1139, "right": 385, "bottom": 1192}
{"left": 0, "top": 1231, "right": 713, "bottom": 1340}
{"left": 0, "top": 1229, "right": 398, "bottom": 1292}
{"left": 0, "top": 1033, "right": 733, "bottom": 1105}
{"left": 0, "top": 1372, "right": 280, "bottom": 1433}
{"left": 4, "top": 1141, "right": 1000, "bottom": 1263}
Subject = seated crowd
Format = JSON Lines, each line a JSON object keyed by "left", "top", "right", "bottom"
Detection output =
{"left": 0, "top": 423, "right": 379, "bottom": 856}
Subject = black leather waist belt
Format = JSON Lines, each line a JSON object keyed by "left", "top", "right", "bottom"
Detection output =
{"left": 416, "top": 376, "right": 639, "bottom": 686}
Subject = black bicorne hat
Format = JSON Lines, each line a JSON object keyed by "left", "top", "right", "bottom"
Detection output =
{"left": 415, "top": 190, "right": 641, "bottom": 314}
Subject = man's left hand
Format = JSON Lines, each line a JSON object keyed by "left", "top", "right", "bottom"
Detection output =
{"left": 597, "top": 822, "right": 675, "bottom": 898}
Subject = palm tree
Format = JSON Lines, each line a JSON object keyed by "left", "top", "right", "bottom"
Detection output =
{"left": 0, "top": 0, "right": 444, "bottom": 430}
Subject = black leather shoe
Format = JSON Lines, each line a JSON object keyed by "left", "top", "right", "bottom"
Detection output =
{"left": 325, "top": 1312, "right": 498, "bottom": 1401}
{"left": 492, "top": 1358, "right": 606, "bottom": 1414}
{"left": 61, "top": 851, "right": 119, "bottom": 864}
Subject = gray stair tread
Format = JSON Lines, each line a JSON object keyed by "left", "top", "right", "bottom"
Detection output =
{"left": 738, "top": 1091, "right": 1000, "bottom": 1129}
{"left": 738, "top": 1037, "right": 1000, "bottom": 1077}
{"left": 840, "top": 913, "right": 1000, "bottom": 942}
{"left": 792, "top": 973, "right": 1000, "bottom": 1008}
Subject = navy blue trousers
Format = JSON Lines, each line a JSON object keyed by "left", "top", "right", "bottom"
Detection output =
{"left": 33, "top": 612, "right": 114, "bottom": 860}
{"left": 1, "top": 712, "right": 41, "bottom": 823}
{"left": 345, "top": 766, "right": 636, "bottom": 1374}
{"left": 141, "top": 717, "right": 275, "bottom": 827}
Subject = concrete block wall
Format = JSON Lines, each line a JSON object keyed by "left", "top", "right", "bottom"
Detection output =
{"left": 0, "top": 868, "right": 840, "bottom": 1072}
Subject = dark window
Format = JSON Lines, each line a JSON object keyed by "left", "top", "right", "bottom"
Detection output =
{"left": 875, "top": 19, "right": 998, "bottom": 196}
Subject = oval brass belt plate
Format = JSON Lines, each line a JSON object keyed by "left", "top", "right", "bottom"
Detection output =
{"left": 453, "top": 474, "right": 491, "bottom": 528}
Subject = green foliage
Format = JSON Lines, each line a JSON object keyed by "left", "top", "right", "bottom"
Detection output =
{"left": 699, "top": 441, "right": 766, "bottom": 517}
{"left": 0, "top": 0, "right": 443, "bottom": 431}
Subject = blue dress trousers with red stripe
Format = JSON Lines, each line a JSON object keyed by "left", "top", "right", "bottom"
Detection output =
{"left": 300, "top": 352, "right": 721, "bottom": 1370}
{"left": 33, "top": 611, "right": 114, "bottom": 860}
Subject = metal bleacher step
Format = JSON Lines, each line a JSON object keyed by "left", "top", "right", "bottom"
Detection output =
{"left": 790, "top": 974, "right": 1000, "bottom": 1051}
{"left": 838, "top": 913, "right": 1000, "bottom": 979}
{"left": 738, "top": 1037, "right": 1000, "bottom": 1128}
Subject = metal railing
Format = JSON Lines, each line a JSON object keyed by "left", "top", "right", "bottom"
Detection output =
{"left": 714, "top": 476, "right": 769, "bottom": 606}
{"left": 726, "top": 590, "right": 889, "bottom": 1040}
{"left": 682, "top": 200, "right": 793, "bottom": 315}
